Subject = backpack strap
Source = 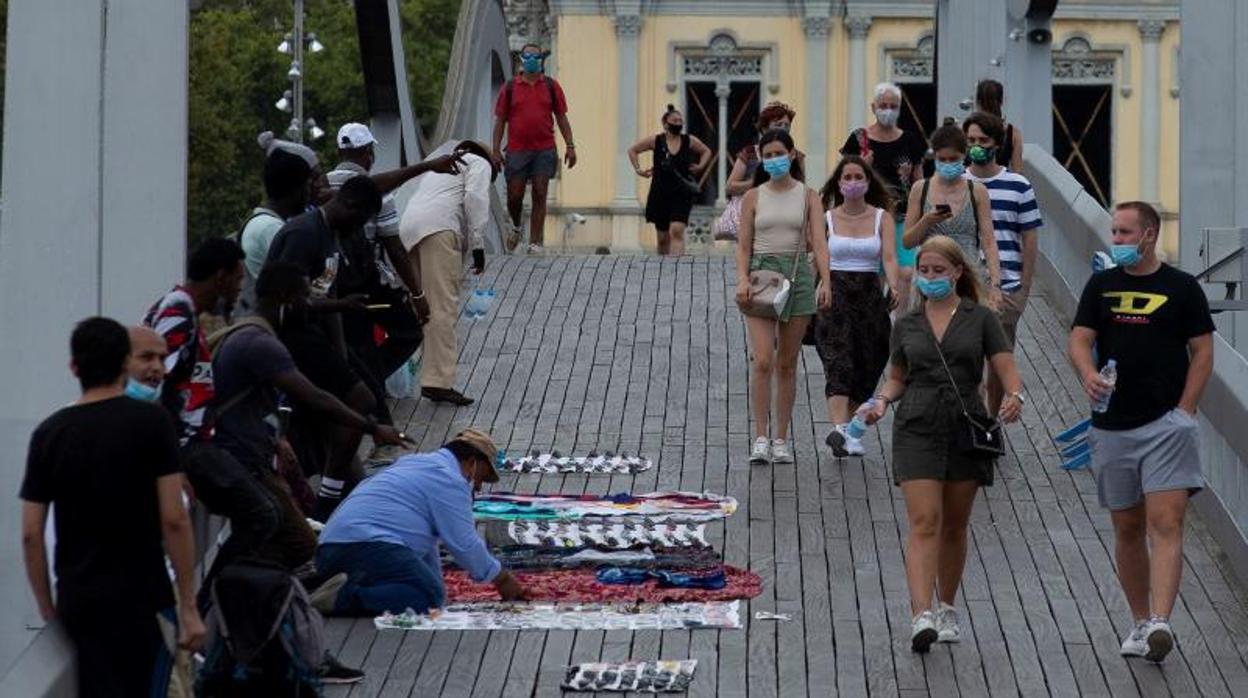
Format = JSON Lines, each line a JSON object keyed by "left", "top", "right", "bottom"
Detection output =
{"left": 966, "top": 178, "right": 979, "bottom": 243}
{"left": 545, "top": 76, "right": 559, "bottom": 114}
{"left": 205, "top": 317, "right": 278, "bottom": 421}
{"left": 235, "top": 208, "right": 277, "bottom": 245}
{"left": 919, "top": 177, "right": 931, "bottom": 213}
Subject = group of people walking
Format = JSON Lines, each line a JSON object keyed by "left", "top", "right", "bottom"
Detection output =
{"left": 733, "top": 79, "right": 1216, "bottom": 662}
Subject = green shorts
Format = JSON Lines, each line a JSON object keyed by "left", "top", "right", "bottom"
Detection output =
{"left": 749, "top": 254, "right": 816, "bottom": 321}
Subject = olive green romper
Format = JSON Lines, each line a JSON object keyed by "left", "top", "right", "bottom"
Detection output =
{"left": 888, "top": 299, "right": 1011, "bottom": 485}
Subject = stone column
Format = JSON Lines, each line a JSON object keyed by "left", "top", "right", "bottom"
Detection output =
{"left": 845, "top": 14, "right": 873, "bottom": 131}
{"left": 716, "top": 81, "right": 731, "bottom": 206}
{"left": 802, "top": 16, "right": 832, "bottom": 185}
{"left": 611, "top": 14, "right": 643, "bottom": 208}
{"left": 1139, "top": 19, "right": 1166, "bottom": 203}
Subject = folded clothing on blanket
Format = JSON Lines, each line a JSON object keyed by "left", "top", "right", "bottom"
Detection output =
{"left": 444, "top": 544, "right": 722, "bottom": 572}
{"left": 472, "top": 491, "right": 738, "bottom": 522}
{"left": 443, "top": 565, "right": 761, "bottom": 603}
{"left": 482, "top": 521, "right": 712, "bottom": 550}
{"left": 502, "top": 451, "right": 653, "bottom": 475}
{"left": 563, "top": 660, "right": 697, "bottom": 693}
{"left": 374, "top": 601, "right": 741, "bottom": 631}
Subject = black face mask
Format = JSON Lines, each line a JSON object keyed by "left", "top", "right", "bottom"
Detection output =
{"left": 665, "top": 123, "right": 683, "bottom": 135}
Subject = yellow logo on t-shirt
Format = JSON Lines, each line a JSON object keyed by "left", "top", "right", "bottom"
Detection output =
{"left": 1104, "top": 291, "right": 1168, "bottom": 315}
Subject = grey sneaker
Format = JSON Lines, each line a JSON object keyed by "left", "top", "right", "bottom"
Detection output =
{"left": 937, "top": 603, "right": 961, "bottom": 643}
{"left": 771, "top": 439, "right": 793, "bottom": 463}
{"left": 749, "top": 437, "right": 770, "bottom": 465}
{"left": 309, "top": 573, "right": 348, "bottom": 614}
{"left": 911, "top": 610, "right": 939, "bottom": 653}
{"left": 1144, "top": 618, "right": 1174, "bottom": 662}
{"left": 1120, "top": 620, "right": 1149, "bottom": 657}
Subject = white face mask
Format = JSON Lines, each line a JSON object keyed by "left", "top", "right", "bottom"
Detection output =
{"left": 876, "top": 108, "right": 900, "bottom": 127}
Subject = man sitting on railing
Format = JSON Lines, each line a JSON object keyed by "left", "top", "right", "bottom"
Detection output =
{"left": 20, "top": 318, "right": 205, "bottom": 697}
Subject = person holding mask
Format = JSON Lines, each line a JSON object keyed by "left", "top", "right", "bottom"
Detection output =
{"left": 840, "top": 83, "right": 929, "bottom": 311}
{"left": 816, "top": 156, "right": 900, "bottom": 457}
{"left": 903, "top": 119, "right": 1002, "bottom": 311}
{"left": 628, "top": 105, "right": 713, "bottom": 256}
{"left": 735, "top": 129, "right": 831, "bottom": 465}
{"left": 1068, "top": 202, "right": 1214, "bottom": 663}
{"left": 725, "top": 102, "right": 806, "bottom": 197}
{"left": 975, "top": 79, "right": 1024, "bottom": 172}
{"left": 863, "top": 235, "right": 1024, "bottom": 653}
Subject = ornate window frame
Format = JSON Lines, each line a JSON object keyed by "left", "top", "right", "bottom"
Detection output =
{"left": 879, "top": 32, "right": 934, "bottom": 84}
{"left": 1052, "top": 33, "right": 1132, "bottom": 97}
{"left": 666, "top": 29, "right": 780, "bottom": 95}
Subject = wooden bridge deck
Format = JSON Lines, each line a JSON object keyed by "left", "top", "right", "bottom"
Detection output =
{"left": 324, "top": 255, "right": 1248, "bottom": 697}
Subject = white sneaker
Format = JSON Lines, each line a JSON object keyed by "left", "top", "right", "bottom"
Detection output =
{"left": 526, "top": 243, "right": 545, "bottom": 255}
{"left": 1144, "top": 618, "right": 1174, "bottom": 663}
{"left": 1119, "top": 620, "right": 1149, "bottom": 657}
{"left": 771, "top": 439, "right": 793, "bottom": 463}
{"left": 845, "top": 434, "right": 866, "bottom": 457}
{"left": 749, "top": 437, "right": 770, "bottom": 465}
{"left": 911, "top": 610, "right": 939, "bottom": 653}
{"left": 936, "top": 603, "right": 960, "bottom": 643}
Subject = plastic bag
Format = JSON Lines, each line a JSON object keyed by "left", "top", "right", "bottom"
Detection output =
{"left": 385, "top": 359, "right": 416, "bottom": 398}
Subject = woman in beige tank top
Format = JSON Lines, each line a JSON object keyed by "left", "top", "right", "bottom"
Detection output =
{"left": 735, "top": 129, "right": 832, "bottom": 465}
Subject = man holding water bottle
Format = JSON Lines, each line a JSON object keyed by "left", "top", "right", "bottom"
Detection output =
{"left": 1068, "top": 201, "right": 1215, "bottom": 663}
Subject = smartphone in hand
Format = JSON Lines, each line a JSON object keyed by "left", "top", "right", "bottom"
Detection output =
{"left": 934, "top": 203, "right": 952, "bottom": 215}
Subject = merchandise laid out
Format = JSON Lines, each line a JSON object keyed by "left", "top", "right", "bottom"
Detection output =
{"left": 472, "top": 491, "right": 738, "bottom": 522}
{"left": 496, "top": 520, "right": 711, "bottom": 549}
{"left": 373, "top": 600, "right": 742, "bottom": 631}
{"left": 500, "top": 451, "right": 653, "bottom": 475}
{"left": 562, "top": 660, "right": 698, "bottom": 693}
{"left": 448, "top": 543, "right": 722, "bottom": 571}
{"left": 442, "top": 565, "right": 762, "bottom": 603}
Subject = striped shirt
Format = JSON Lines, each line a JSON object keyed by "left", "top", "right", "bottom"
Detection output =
{"left": 967, "top": 168, "right": 1042, "bottom": 291}
{"left": 327, "top": 161, "right": 403, "bottom": 288}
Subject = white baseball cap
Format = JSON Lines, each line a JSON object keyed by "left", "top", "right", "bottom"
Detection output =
{"left": 337, "top": 123, "right": 377, "bottom": 149}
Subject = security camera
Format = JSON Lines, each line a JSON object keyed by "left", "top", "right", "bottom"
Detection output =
{"left": 958, "top": 98, "right": 974, "bottom": 111}
{"left": 567, "top": 213, "right": 587, "bottom": 225}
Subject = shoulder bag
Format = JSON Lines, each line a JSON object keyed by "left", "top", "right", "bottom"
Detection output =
{"left": 742, "top": 186, "right": 808, "bottom": 319}
{"left": 929, "top": 311, "right": 1006, "bottom": 457}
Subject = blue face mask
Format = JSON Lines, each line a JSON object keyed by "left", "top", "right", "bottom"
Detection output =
{"left": 762, "top": 155, "right": 792, "bottom": 179}
{"left": 935, "top": 160, "right": 965, "bottom": 180}
{"left": 916, "top": 275, "right": 954, "bottom": 300}
{"left": 125, "top": 378, "right": 161, "bottom": 403}
{"left": 521, "top": 54, "right": 542, "bottom": 73}
{"left": 1110, "top": 243, "right": 1142, "bottom": 267}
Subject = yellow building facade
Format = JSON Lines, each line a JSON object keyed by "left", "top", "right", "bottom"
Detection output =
{"left": 512, "top": 1, "right": 1181, "bottom": 256}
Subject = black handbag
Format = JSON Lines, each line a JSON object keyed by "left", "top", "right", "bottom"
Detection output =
{"left": 929, "top": 313, "right": 1007, "bottom": 458}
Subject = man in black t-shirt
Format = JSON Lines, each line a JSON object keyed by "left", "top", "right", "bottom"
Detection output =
{"left": 264, "top": 175, "right": 386, "bottom": 521}
{"left": 20, "top": 318, "right": 205, "bottom": 697}
{"left": 1069, "top": 201, "right": 1215, "bottom": 664}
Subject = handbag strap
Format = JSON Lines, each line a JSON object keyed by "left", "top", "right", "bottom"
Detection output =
{"left": 926, "top": 308, "right": 974, "bottom": 418}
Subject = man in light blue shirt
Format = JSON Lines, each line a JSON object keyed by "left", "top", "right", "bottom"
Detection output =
{"left": 315, "top": 428, "right": 528, "bottom": 615}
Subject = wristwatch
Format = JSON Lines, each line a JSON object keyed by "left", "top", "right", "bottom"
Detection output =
{"left": 1008, "top": 391, "right": 1026, "bottom": 404}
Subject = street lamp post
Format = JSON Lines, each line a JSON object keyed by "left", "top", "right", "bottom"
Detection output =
{"left": 279, "top": 0, "right": 324, "bottom": 143}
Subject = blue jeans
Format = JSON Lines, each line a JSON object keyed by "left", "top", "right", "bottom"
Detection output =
{"left": 316, "top": 542, "right": 445, "bottom": 616}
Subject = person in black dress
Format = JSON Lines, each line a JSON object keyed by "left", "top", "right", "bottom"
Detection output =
{"left": 627, "top": 105, "right": 712, "bottom": 255}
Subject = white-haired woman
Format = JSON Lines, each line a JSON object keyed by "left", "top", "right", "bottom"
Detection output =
{"left": 840, "top": 82, "right": 929, "bottom": 310}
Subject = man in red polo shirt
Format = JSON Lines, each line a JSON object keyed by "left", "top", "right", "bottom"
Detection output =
{"left": 492, "top": 43, "right": 577, "bottom": 254}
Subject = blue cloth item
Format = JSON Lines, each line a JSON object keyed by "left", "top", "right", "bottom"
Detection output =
{"left": 319, "top": 448, "right": 502, "bottom": 584}
{"left": 317, "top": 541, "right": 445, "bottom": 615}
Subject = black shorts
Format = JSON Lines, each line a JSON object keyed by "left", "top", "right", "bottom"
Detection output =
{"left": 282, "top": 324, "right": 361, "bottom": 400}
{"left": 505, "top": 149, "right": 558, "bottom": 181}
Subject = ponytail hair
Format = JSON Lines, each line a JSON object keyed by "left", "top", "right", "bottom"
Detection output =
{"left": 917, "top": 236, "right": 984, "bottom": 305}
{"left": 930, "top": 117, "right": 968, "bottom": 154}
{"left": 976, "top": 79, "right": 1005, "bottom": 117}
{"left": 662, "top": 104, "right": 680, "bottom": 125}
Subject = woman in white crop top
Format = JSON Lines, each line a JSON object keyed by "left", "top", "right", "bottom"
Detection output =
{"left": 814, "top": 155, "right": 900, "bottom": 457}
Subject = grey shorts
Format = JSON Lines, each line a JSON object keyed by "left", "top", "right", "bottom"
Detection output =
{"left": 1088, "top": 409, "right": 1204, "bottom": 511}
{"left": 504, "top": 149, "right": 558, "bottom": 181}
{"left": 997, "top": 287, "right": 1028, "bottom": 347}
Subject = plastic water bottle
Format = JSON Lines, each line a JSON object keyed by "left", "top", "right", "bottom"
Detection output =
{"left": 466, "top": 288, "right": 495, "bottom": 319}
{"left": 1091, "top": 359, "right": 1117, "bottom": 413}
{"left": 846, "top": 400, "right": 875, "bottom": 439}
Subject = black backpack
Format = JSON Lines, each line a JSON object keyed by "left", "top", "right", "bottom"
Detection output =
{"left": 197, "top": 559, "right": 325, "bottom": 697}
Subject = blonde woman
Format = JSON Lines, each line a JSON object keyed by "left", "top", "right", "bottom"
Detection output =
{"left": 863, "top": 236, "right": 1024, "bottom": 652}
{"left": 734, "top": 129, "right": 831, "bottom": 465}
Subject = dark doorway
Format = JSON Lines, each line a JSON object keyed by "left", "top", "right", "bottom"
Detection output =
{"left": 898, "top": 83, "right": 937, "bottom": 146}
{"left": 685, "top": 81, "right": 761, "bottom": 206}
{"left": 1053, "top": 84, "right": 1113, "bottom": 207}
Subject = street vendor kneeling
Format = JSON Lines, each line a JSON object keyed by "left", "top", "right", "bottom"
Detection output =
{"left": 315, "top": 428, "right": 528, "bottom": 616}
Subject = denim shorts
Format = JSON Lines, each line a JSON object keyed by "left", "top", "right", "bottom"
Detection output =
{"left": 504, "top": 149, "right": 558, "bottom": 181}
{"left": 1088, "top": 408, "right": 1204, "bottom": 510}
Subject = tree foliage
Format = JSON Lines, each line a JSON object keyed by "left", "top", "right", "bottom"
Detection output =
{"left": 188, "top": 0, "right": 461, "bottom": 245}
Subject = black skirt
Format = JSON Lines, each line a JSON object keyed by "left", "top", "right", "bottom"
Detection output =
{"left": 813, "top": 270, "right": 891, "bottom": 403}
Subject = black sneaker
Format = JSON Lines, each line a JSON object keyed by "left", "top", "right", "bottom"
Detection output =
{"left": 421, "top": 387, "right": 475, "bottom": 406}
{"left": 825, "top": 428, "right": 849, "bottom": 458}
{"left": 320, "top": 652, "right": 365, "bottom": 685}
{"left": 313, "top": 495, "right": 342, "bottom": 524}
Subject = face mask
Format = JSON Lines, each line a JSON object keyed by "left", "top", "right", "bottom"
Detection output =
{"left": 916, "top": 275, "right": 954, "bottom": 300}
{"left": 876, "top": 108, "right": 899, "bottom": 127}
{"left": 967, "top": 145, "right": 996, "bottom": 165}
{"left": 769, "top": 123, "right": 790, "bottom": 132}
{"left": 521, "top": 54, "right": 542, "bottom": 73}
{"left": 665, "top": 122, "right": 682, "bottom": 135}
{"left": 125, "top": 378, "right": 161, "bottom": 403}
{"left": 839, "top": 180, "right": 869, "bottom": 199}
{"left": 1110, "top": 243, "right": 1142, "bottom": 267}
{"left": 762, "top": 155, "right": 792, "bottom": 179}
{"left": 935, "top": 160, "right": 965, "bottom": 180}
